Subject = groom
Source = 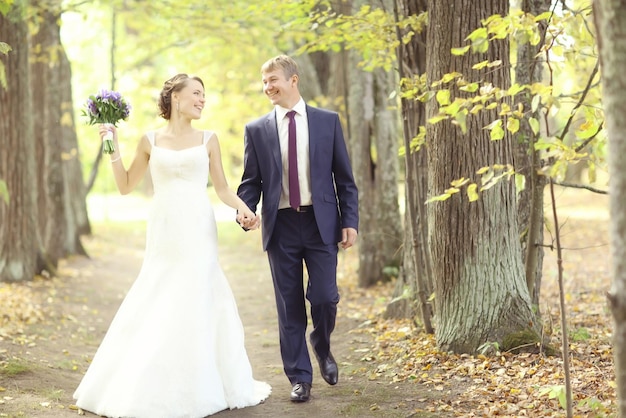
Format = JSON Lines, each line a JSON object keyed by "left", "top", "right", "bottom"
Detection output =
{"left": 237, "top": 55, "right": 359, "bottom": 402}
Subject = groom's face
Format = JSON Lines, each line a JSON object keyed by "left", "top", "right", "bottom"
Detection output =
{"left": 262, "top": 69, "right": 298, "bottom": 109}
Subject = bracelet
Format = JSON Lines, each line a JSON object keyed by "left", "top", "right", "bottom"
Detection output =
{"left": 110, "top": 156, "right": 121, "bottom": 163}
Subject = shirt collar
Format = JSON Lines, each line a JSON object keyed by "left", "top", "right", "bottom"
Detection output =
{"left": 275, "top": 98, "right": 306, "bottom": 121}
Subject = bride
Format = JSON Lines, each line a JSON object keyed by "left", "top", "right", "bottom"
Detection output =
{"left": 73, "top": 74, "right": 270, "bottom": 417}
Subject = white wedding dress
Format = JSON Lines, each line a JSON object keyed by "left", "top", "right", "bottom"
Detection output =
{"left": 74, "top": 131, "right": 271, "bottom": 418}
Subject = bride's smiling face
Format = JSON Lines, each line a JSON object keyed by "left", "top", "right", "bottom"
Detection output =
{"left": 173, "top": 80, "right": 205, "bottom": 120}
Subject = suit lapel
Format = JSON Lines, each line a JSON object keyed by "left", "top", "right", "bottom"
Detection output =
{"left": 263, "top": 109, "right": 282, "bottom": 173}
{"left": 306, "top": 105, "right": 317, "bottom": 162}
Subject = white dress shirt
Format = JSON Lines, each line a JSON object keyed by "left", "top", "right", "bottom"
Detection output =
{"left": 275, "top": 99, "right": 312, "bottom": 209}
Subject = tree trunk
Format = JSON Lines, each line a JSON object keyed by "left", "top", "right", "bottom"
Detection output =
{"left": 426, "top": 0, "right": 538, "bottom": 352}
{"left": 514, "top": 0, "right": 551, "bottom": 310}
{"left": 386, "top": 0, "right": 433, "bottom": 328}
{"left": 58, "top": 13, "right": 91, "bottom": 252}
{"left": 345, "top": 0, "right": 402, "bottom": 288}
{"left": 31, "top": 0, "right": 67, "bottom": 270}
{"left": 593, "top": 0, "right": 626, "bottom": 414}
{"left": 0, "top": 0, "right": 39, "bottom": 282}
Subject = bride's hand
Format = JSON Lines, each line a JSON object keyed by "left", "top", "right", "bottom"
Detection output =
{"left": 99, "top": 124, "right": 120, "bottom": 149}
{"left": 245, "top": 214, "right": 261, "bottom": 230}
{"left": 237, "top": 207, "right": 260, "bottom": 230}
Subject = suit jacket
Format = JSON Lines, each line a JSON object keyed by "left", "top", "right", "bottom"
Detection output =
{"left": 238, "top": 105, "right": 359, "bottom": 250}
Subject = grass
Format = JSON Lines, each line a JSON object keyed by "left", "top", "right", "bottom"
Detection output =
{"left": 42, "top": 388, "right": 64, "bottom": 401}
{"left": 1, "top": 358, "right": 32, "bottom": 377}
{"left": 54, "top": 359, "right": 79, "bottom": 372}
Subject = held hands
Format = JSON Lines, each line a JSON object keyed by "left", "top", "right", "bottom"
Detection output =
{"left": 237, "top": 206, "right": 260, "bottom": 231}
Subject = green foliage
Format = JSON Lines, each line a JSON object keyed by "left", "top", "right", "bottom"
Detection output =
{"left": 577, "top": 396, "right": 612, "bottom": 416}
{"left": 0, "top": 179, "right": 8, "bottom": 205}
{"left": 570, "top": 327, "right": 591, "bottom": 342}
{"left": 0, "top": 41, "right": 10, "bottom": 89}
{"left": 295, "top": 3, "right": 427, "bottom": 72}
{"left": 382, "top": 265, "right": 399, "bottom": 280}
{"left": 0, "top": 42, "right": 10, "bottom": 54}
{"left": 538, "top": 384, "right": 568, "bottom": 410}
{"left": 0, "top": 0, "right": 14, "bottom": 16}
{"left": 477, "top": 341, "right": 500, "bottom": 356}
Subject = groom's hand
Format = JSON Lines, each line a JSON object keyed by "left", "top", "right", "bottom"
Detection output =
{"left": 242, "top": 214, "right": 261, "bottom": 231}
{"left": 236, "top": 212, "right": 260, "bottom": 231}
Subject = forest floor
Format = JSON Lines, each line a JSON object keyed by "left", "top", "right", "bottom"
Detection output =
{"left": 0, "top": 186, "right": 615, "bottom": 417}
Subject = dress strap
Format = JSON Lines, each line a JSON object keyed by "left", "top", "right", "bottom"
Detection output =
{"left": 203, "top": 130, "right": 214, "bottom": 146}
{"left": 146, "top": 131, "right": 156, "bottom": 146}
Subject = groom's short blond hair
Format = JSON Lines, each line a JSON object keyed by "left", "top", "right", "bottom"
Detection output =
{"left": 261, "top": 55, "right": 299, "bottom": 80}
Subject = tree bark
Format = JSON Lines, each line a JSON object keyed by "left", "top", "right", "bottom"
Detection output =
{"left": 593, "top": 0, "right": 626, "bottom": 414}
{"left": 31, "top": 0, "right": 68, "bottom": 270}
{"left": 346, "top": 0, "right": 402, "bottom": 288}
{"left": 426, "top": 0, "right": 538, "bottom": 352}
{"left": 514, "top": 0, "right": 551, "bottom": 310}
{"left": 386, "top": 0, "right": 433, "bottom": 328}
{"left": 0, "top": 0, "right": 39, "bottom": 282}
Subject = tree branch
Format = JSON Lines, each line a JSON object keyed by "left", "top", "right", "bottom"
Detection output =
{"left": 553, "top": 180, "right": 608, "bottom": 194}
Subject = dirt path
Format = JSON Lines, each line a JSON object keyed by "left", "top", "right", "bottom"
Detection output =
{"left": 0, "top": 219, "right": 425, "bottom": 418}
{"left": 1, "top": 187, "right": 611, "bottom": 417}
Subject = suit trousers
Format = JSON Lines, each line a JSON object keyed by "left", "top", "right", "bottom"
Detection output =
{"left": 266, "top": 208, "right": 339, "bottom": 385}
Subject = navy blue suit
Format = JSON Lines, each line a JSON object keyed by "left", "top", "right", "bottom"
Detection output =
{"left": 237, "top": 105, "right": 358, "bottom": 385}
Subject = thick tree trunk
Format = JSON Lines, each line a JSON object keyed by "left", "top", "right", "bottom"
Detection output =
{"left": 593, "top": 0, "right": 626, "bottom": 414}
{"left": 386, "top": 0, "right": 433, "bottom": 327}
{"left": 0, "top": 1, "right": 38, "bottom": 282}
{"left": 514, "top": 0, "right": 551, "bottom": 310}
{"left": 31, "top": 1, "right": 68, "bottom": 270}
{"left": 426, "top": 0, "right": 538, "bottom": 352}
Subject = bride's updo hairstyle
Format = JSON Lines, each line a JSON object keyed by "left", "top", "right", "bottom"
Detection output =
{"left": 158, "top": 73, "right": 205, "bottom": 120}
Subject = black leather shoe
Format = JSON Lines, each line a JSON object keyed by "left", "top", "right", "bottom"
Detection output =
{"left": 290, "top": 382, "right": 312, "bottom": 402}
{"left": 316, "top": 352, "right": 338, "bottom": 385}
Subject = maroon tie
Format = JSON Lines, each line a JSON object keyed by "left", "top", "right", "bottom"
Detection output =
{"left": 287, "top": 110, "right": 301, "bottom": 210}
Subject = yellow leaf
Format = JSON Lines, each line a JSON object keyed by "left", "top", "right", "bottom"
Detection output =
{"left": 451, "top": 46, "right": 470, "bottom": 55}
{"left": 472, "top": 60, "right": 489, "bottom": 70}
{"left": 469, "top": 104, "right": 483, "bottom": 114}
{"left": 467, "top": 183, "right": 479, "bottom": 202}
{"left": 490, "top": 123, "right": 504, "bottom": 140}
{"left": 529, "top": 117, "right": 540, "bottom": 135}
{"left": 450, "top": 177, "right": 469, "bottom": 187}
{"left": 436, "top": 89, "right": 450, "bottom": 106}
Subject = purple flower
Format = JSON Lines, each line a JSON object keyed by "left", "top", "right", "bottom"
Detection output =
{"left": 82, "top": 89, "right": 131, "bottom": 154}
{"left": 82, "top": 89, "right": 131, "bottom": 126}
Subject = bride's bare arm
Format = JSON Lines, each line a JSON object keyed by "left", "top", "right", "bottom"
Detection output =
{"left": 207, "top": 132, "right": 256, "bottom": 222}
{"left": 101, "top": 125, "right": 150, "bottom": 195}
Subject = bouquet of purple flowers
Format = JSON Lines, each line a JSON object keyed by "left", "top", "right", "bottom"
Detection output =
{"left": 82, "top": 89, "right": 131, "bottom": 154}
